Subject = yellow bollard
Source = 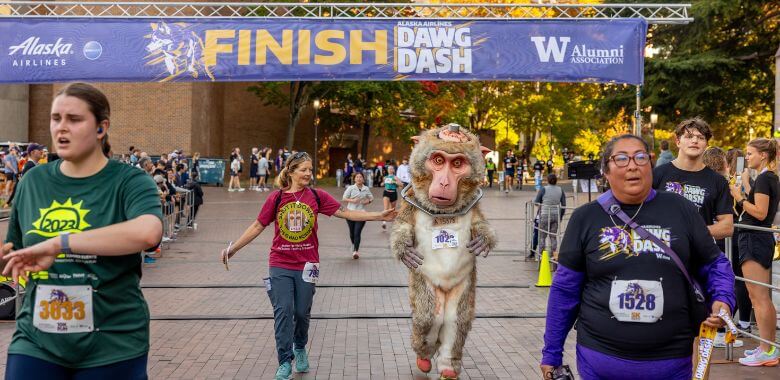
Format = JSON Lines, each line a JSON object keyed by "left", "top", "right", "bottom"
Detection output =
{"left": 535, "top": 250, "right": 553, "bottom": 287}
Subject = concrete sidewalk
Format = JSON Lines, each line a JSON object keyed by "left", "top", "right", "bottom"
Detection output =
{"left": 0, "top": 185, "right": 775, "bottom": 379}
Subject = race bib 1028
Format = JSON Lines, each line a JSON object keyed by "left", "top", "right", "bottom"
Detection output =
{"left": 432, "top": 229, "right": 459, "bottom": 250}
{"left": 33, "top": 284, "right": 94, "bottom": 334}
{"left": 609, "top": 279, "right": 664, "bottom": 323}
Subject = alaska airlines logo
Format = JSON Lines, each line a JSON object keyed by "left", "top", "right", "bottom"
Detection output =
{"left": 27, "top": 199, "right": 91, "bottom": 238}
{"left": 8, "top": 37, "right": 73, "bottom": 57}
{"left": 530, "top": 36, "right": 624, "bottom": 65}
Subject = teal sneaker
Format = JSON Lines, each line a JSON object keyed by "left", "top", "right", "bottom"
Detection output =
{"left": 274, "top": 362, "right": 292, "bottom": 380}
{"left": 738, "top": 348, "right": 779, "bottom": 367}
{"left": 294, "top": 348, "right": 309, "bottom": 372}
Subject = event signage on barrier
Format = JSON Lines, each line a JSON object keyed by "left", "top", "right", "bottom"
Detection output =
{"left": 0, "top": 18, "right": 646, "bottom": 84}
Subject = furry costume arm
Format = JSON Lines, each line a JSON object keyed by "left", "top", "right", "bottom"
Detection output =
{"left": 390, "top": 198, "right": 417, "bottom": 263}
{"left": 470, "top": 207, "right": 497, "bottom": 256}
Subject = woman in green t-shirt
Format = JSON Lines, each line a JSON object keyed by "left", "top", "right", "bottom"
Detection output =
{"left": 382, "top": 165, "right": 403, "bottom": 230}
{"left": 2, "top": 83, "right": 163, "bottom": 379}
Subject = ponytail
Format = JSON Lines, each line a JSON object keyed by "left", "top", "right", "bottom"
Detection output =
{"left": 101, "top": 133, "right": 111, "bottom": 158}
{"left": 275, "top": 167, "right": 291, "bottom": 189}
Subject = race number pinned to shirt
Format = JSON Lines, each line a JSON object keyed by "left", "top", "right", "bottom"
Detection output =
{"left": 33, "top": 284, "right": 94, "bottom": 334}
{"left": 609, "top": 279, "right": 664, "bottom": 323}
{"left": 432, "top": 229, "right": 459, "bottom": 250}
{"left": 302, "top": 262, "right": 320, "bottom": 283}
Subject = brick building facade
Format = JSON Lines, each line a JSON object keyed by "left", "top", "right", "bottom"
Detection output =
{"left": 27, "top": 82, "right": 416, "bottom": 178}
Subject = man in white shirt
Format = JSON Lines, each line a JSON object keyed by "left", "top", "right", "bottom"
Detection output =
{"left": 396, "top": 158, "right": 411, "bottom": 189}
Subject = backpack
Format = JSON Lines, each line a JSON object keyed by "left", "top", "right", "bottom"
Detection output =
{"left": 273, "top": 187, "right": 321, "bottom": 215}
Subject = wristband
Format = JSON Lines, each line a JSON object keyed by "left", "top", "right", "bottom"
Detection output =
{"left": 60, "top": 231, "right": 72, "bottom": 255}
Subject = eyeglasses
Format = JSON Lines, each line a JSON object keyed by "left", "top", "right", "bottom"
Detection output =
{"left": 681, "top": 133, "right": 707, "bottom": 142}
{"left": 610, "top": 152, "right": 650, "bottom": 167}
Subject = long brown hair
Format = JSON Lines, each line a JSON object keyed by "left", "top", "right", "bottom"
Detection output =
{"left": 274, "top": 152, "right": 311, "bottom": 189}
{"left": 726, "top": 148, "right": 743, "bottom": 177}
{"left": 55, "top": 83, "right": 111, "bottom": 158}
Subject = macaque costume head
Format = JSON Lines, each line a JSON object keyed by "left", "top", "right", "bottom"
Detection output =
{"left": 409, "top": 124, "right": 491, "bottom": 215}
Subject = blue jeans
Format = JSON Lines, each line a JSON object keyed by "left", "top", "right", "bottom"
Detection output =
{"left": 5, "top": 353, "right": 147, "bottom": 380}
{"left": 267, "top": 266, "right": 316, "bottom": 364}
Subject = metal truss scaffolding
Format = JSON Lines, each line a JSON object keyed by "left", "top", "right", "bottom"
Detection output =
{"left": 0, "top": 2, "right": 691, "bottom": 24}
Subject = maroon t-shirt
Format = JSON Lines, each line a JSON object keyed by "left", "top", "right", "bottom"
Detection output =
{"left": 258, "top": 188, "right": 341, "bottom": 270}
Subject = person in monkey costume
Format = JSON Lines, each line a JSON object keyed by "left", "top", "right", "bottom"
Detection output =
{"left": 391, "top": 124, "right": 497, "bottom": 380}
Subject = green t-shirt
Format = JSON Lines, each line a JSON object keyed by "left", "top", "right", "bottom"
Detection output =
{"left": 5, "top": 159, "right": 162, "bottom": 368}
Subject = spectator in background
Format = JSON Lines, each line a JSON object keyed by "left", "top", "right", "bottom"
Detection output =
{"left": 533, "top": 158, "right": 544, "bottom": 191}
{"left": 275, "top": 148, "right": 284, "bottom": 174}
{"left": 185, "top": 171, "right": 204, "bottom": 223}
{"left": 344, "top": 153, "right": 354, "bottom": 186}
{"left": 485, "top": 158, "right": 496, "bottom": 188}
{"left": 656, "top": 140, "right": 675, "bottom": 167}
{"left": 355, "top": 153, "right": 365, "bottom": 179}
{"left": 533, "top": 174, "right": 566, "bottom": 262}
{"left": 21, "top": 144, "right": 45, "bottom": 176}
{"left": 396, "top": 158, "right": 411, "bottom": 189}
{"left": 175, "top": 163, "right": 189, "bottom": 187}
{"left": 3, "top": 147, "right": 19, "bottom": 197}
{"left": 729, "top": 138, "right": 780, "bottom": 366}
{"left": 191, "top": 152, "right": 200, "bottom": 178}
{"left": 503, "top": 150, "right": 517, "bottom": 194}
{"left": 703, "top": 147, "right": 727, "bottom": 177}
{"left": 5, "top": 144, "right": 46, "bottom": 207}
{"left": 153, "top": 160, "right": 167, "bottom": 177}
{"left": 258, "top": 153, "right": 270, "bottom": 191}
{"left": 139, "top": 157, "right": 154, "bottom": 176}
{"left": 228, "top": 147, "right": 245, "bottom": 192}
{"left": 249, "top": 147, "right": 260, "bottom": 191}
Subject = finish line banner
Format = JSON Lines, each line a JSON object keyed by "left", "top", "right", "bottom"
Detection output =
{"left": 0, "top": 18, "right": 646, "bottom": 84}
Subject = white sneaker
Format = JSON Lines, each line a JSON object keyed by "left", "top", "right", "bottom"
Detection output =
{"left": 228, "top": 188, "right": 236, "bottom": 192}
{"left": 255, "top": 187, "right": 262, "bottom": 192}
{"left": 238, "top": 188, "right": 246, "bottom": 192}
{"left": 713, "top": 332, "right": 744, "bottom": 348}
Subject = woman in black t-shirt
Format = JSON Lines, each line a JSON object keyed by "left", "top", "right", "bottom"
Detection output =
{"left": 729, "top": 138, "right": 780, "bottom": 366}
{"left": 541, "top": 134, "right": 735, "bottom": 380}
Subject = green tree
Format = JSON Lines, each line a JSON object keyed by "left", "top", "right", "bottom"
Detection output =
{"left": 603, "top": 0, "right": 780, "bottom": 148}
{"left": 324, "top": 81, "right": 424, "bottom": 158}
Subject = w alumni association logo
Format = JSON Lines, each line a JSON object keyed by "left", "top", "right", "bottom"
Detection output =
{"left": 530, "top": 36, "right": 625, "bottom": 65}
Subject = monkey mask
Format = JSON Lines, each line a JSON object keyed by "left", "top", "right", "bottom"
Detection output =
{"left": 405, "top": 124, "right": 491, "bottom": 215}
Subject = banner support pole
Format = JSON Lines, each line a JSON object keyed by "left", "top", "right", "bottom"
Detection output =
{"left": 634, "top": 85, "right": 642, "bottom": 136}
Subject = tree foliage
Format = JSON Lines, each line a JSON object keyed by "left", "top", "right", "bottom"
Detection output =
{"left": 603, "top": 0, "right": 779, "bottom": 148}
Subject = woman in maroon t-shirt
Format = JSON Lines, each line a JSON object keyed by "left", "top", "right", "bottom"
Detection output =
{"left": 221, "top": 152, "right": 395, "bottom": 379}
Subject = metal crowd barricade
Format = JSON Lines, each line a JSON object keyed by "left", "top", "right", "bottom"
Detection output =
{"left": 160, "top": 187, "right": 197, "bottom": 249}
{"left": 723, "top": 223, "right": 780, "bottom": 360}
{"left": 524, "top": 201, "right": 577, "bottom": 262}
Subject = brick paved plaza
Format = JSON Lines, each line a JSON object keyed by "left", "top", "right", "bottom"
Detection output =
{"left": 0, "top": 186, "right": 776, "bottom": 379}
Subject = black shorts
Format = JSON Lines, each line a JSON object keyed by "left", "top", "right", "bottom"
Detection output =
{"left": 505, "top": 170, "right": 515, "bottom": 178}
{"left": 4, "top": 173, "right": 14, "bottom": 181}
{"left": 230, "top": 170, "right": 239, "bottom": 176}
{"left": 738, "top": 231, "right": 774, "bottom": 269}
{"left": 383, "top": 190, "right": 398, "bottom": 202}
